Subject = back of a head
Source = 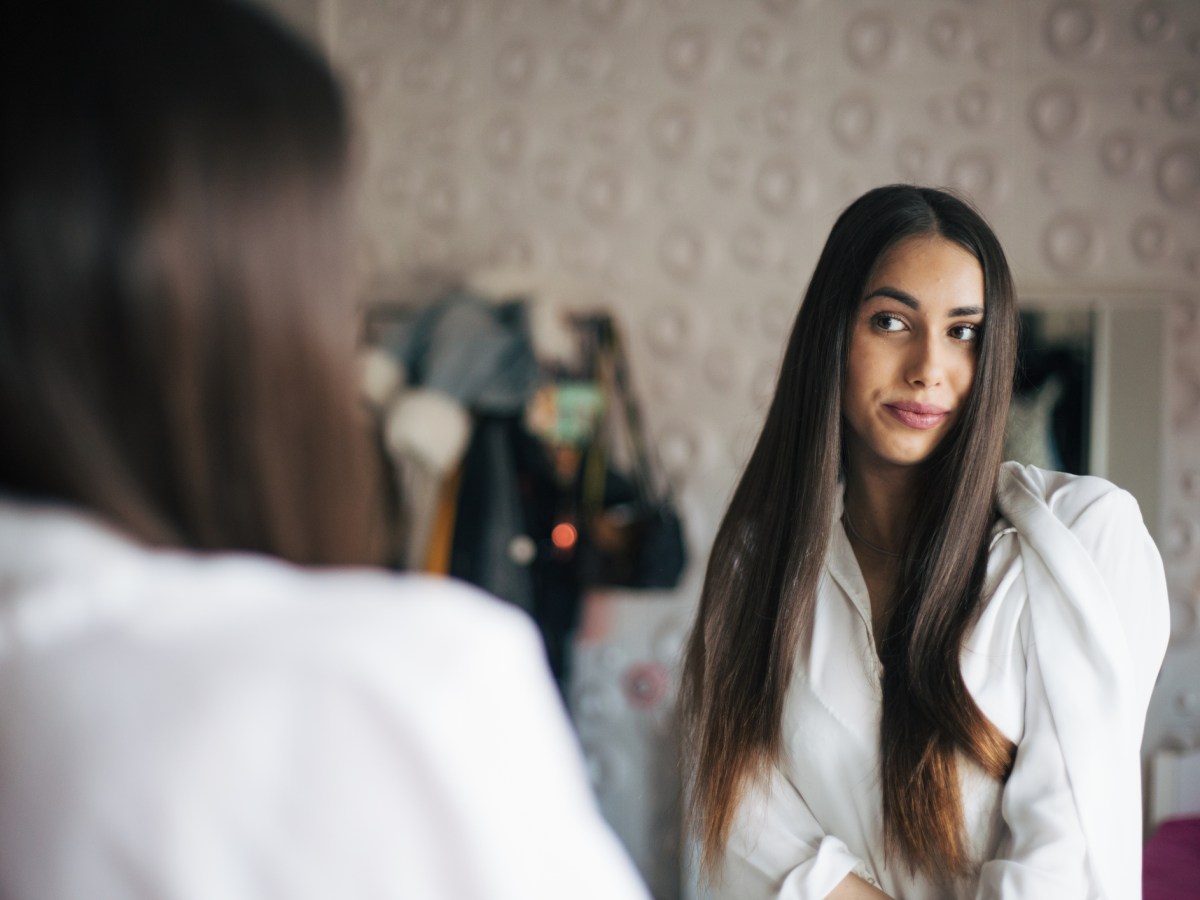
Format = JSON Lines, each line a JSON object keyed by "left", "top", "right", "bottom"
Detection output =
{"left": 0, "top": 0, "right": 382, "bottom": 565}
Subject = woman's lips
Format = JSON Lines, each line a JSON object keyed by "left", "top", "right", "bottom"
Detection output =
{"left": 884, "top": 402, "right": 949, "bottom": 430}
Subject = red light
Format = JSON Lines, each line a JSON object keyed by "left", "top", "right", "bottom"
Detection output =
{"left": 551, "top": 522, "right": 578, "bottom": 551}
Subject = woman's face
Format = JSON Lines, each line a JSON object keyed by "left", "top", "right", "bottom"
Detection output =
{"left": 842, "top": 234, "right": 985, "bottom": 475}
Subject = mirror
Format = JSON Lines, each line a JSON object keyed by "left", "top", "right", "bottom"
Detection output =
{"left": 1013, "top": 296, "right": 1167, "bottom": 545}
{"left": 599, "top": 295, "right": 1172, "bottom": 900}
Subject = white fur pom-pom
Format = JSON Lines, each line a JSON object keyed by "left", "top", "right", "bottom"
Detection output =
{"left": 383, "top": 388, "right": 472, "bottom": 476}
{"left": 359, "top": 347, "right": 406, "bottom": 411}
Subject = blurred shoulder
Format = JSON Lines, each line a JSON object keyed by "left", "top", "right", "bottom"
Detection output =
{"left": 0, "top": 497, "right": 544, "bottom": 696}
{"left": 166, "top": 554, "right": 545, "bottom": 684}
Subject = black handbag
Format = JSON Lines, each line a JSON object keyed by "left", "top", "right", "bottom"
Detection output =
{"left": 578, "top": 315, "right": 687, "bottom": 591}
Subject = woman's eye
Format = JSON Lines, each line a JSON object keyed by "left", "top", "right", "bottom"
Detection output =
{"left": 950, "top": 323, "right": 980, "bottom": 342}
{"left": 872, "top": 313, "right": 905, "bottom": 332}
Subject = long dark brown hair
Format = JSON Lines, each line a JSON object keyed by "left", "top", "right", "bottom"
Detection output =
{"left": 681, "top": 185, "right": 1019, "bottom": 878}
{"left": 0, "top": 0, "right": 382, "bottom": 565}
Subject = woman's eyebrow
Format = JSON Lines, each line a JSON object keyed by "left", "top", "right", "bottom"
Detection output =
{"left": 863, "top": 286, "right": 919, "bottom": 308}
{"left": 863, "top": 286, "right": 984, "bottom": 318}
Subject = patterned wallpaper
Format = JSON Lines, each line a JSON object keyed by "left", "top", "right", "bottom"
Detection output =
{"left": 272, "top": 0, "right": 1199, "bottom": 894}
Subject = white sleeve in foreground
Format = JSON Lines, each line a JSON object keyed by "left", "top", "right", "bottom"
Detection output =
{"left": 714, "top": 763, "right": 866, "bottom": 899}
{"left": 373, "top": 597, "right": 654, "bottom": 900}
{"left": 140, "top": 589, "right": 653, "bottom": 900}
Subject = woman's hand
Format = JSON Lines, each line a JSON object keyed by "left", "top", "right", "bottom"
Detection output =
{"left": 827, "top": 873, "right": 895, "bottom": 899}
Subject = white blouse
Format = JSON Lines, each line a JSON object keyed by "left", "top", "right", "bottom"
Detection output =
{"left": 714, "top": 463, "right": 1170, "bottom": 900}
{"left": 0, "top": 499, "right": 650, "bottom": 900}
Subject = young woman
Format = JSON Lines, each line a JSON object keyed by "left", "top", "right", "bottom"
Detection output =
{"left": 0, "top": 2, "right": 648, "bottom": 898}
{"left": 681, "top": 185, "right": 1169, "bottom": 899}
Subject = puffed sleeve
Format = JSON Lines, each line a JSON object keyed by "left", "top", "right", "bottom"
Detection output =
{"left": 974, "top": 604, "right": 1091, "bottom": 897}
{"left": 985, "top": 474, "right": 1171, "bottom": 899}
{"left": 713, "top": 763, "right": 874, "bottom": 899}
{"left": 1065, "top": 489, "right": 1170, "bottom": 711}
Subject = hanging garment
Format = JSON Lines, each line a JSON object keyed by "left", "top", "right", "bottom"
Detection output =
{"left": 376, "top": 290, "right": 545, "bottom": 588}
{"left": 386, "top": 289, "right": 540, "bottom": 416}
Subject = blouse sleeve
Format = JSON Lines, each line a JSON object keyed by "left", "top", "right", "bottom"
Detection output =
{"left": 714, "top": 763, "right": 874, "bottom": 899}
{"left": 978, "top": 482, "right": 1171, "bottom": 899}
{"left": 974, "top": 604, "right": 1091, "bottom": 897}
{"left": 1064, "top": 488, "right": 1170, "bottom": 711}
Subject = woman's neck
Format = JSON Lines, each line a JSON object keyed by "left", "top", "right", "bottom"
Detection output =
{"left": 842, "top": 463, "right": 921, "bottom": 648}
{"left": 842, "top": 464, "right": 919, "bottom": 556}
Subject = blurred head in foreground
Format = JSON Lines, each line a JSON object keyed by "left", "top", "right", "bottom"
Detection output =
{"left": 0, "top": 0, "right": 381, "bottom": 565}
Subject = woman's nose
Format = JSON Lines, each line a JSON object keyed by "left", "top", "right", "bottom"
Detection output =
{"left": 905, "top": 334, "right": 944, "bottom": 388}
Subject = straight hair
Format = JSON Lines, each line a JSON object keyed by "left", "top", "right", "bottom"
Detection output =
{"left": 0, "top": 0, "right": 383, "bottom": 566}
{"left": 681, "top": 184, "right": 1019, "bottom": 878}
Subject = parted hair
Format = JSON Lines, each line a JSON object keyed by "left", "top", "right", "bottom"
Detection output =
{"left": 0, "top": 0, "right": 382, "bottom": 565}
{"left": 680, "top": 184, "right": 1020, "bottom": 879}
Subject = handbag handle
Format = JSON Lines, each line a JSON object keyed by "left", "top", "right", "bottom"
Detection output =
{"left": 578, "top": 313, "right": 672, "bottom": 515}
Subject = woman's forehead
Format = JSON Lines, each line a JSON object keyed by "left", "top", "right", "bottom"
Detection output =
{"left": 862, "top": 236, "right": 985, "bottom": 310}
